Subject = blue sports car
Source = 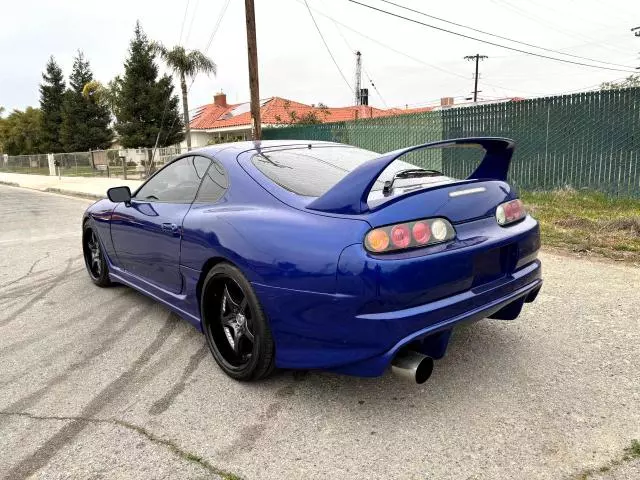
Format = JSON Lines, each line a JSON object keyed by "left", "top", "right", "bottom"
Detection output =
{"left": 82, "top": 138, "right": 542, "bottom": 383}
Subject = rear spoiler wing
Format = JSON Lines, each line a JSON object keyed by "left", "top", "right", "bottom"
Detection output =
{"left": 307, "top": 137, "right": 515, "bottom": 215}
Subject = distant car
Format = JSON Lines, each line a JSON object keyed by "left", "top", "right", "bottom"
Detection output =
{"left": 82, "top": 138, "right": 542, "bottom": 383}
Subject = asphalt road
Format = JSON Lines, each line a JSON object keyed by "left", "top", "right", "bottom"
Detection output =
{"left": 0, "top": 184, "right": 639, "bottom": 480}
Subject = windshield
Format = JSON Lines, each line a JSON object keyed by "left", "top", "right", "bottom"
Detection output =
{"left": 252, "top": 146, "right": 422, "bottom": 197}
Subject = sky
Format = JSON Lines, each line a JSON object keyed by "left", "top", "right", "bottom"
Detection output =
{"left": 1, "top": 0, "right": 638, "bottom": 114}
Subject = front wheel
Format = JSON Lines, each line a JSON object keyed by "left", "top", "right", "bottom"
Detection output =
{"left": 82, "top": 224, "right": 111, "bottom": 287}
{"left": 201, "top": 263, "right": 275, "bottom": 381}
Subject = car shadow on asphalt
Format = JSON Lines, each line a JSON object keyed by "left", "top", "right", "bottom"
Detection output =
{"left": 248, "top": 318, "right": 529, "bottom": 408}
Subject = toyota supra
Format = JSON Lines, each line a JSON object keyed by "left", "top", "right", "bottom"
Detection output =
{"left": 82, "top": 138, "right": 542, "bottom": 383}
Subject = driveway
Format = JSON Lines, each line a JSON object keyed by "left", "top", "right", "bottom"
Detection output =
{"left": 0, "top": 184, "right": 638, "bottom": 479}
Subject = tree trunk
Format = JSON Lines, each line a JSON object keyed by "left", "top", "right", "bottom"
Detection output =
{"left": 181, "top": 74, "right": 191, "bottom": 151}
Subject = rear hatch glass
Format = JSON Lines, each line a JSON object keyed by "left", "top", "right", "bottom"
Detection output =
{"left": 251, "top": 145, "right": 456, "bottom": 202}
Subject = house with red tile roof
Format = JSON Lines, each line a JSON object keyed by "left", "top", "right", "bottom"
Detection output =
{"left": 185, "top": 93, "right": 433, "bottom": 147}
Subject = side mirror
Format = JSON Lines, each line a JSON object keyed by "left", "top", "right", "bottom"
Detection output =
{"left": 107, "top": 186, "right": 132, "bottom": 204}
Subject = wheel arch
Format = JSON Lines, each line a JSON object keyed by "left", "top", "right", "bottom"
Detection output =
{"left": 195, "top": 255, "right": 272, "bottom": 330}
{"left": 196, "top": 257, "right": 230, "bottom": 310}
{"left": 196, "top": 256, "right": 258, "bottom": 322}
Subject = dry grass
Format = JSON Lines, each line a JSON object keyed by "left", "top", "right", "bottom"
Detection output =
{"left": 521, "top": 190, "right": 640, "bottom": 263}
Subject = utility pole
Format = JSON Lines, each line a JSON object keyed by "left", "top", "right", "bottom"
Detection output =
{"left": 244, "top": 0, "right": 261, "bottom": 140}
{"left": 354, "top": 51, "right": 362, "bottom": 105}
{"left": 632, "top": 27, "right": 640, "bottom": 72}
{"left": 464, "top": 54, "right": 488, "bottom": 102}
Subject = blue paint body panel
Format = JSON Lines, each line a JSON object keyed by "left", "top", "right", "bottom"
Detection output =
{"left": 83, "top": 138, "right": 542, "bottom": 378}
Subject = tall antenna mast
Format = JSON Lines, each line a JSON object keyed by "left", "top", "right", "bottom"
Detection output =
{"left": 354, "top": 51, "right": 362, "bottom": 105}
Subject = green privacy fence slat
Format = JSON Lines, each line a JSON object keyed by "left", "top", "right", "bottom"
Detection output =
{"left": 263, "top": 87, "right": 640, "bottom": 197}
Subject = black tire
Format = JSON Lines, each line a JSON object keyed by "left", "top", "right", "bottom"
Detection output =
{"left": 201, "top": 263, "right": 275, "bottom": 381}
{"left": 82, "top": 223, "right": 111, "bottom": 287}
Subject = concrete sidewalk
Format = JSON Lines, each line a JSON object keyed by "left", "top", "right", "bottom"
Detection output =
{"left": 0, "top": 172, "right": 142, "bottom": 199}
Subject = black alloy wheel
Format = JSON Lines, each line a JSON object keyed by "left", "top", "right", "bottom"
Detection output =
{"left": 82, "top": 224, "right": 111, "bottom": 287}
{"left": 202, "top": 263, "right": 275, "bottom": 381}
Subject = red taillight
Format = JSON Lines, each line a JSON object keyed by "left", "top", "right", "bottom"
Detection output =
{"left": 364, "top": 218, "right": 455, "bottom": 253}
{"left": 391, "top": 224, "right": 411, "bottom": 248}
{"left": 496, "top": 199, "right": 526, "bottom": 226}
{"left": 412, "top": 222, "right": 431, "bottom": 244}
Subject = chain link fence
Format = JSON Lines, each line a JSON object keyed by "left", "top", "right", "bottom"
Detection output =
{"left": 0, "top": 153, "right": 50, "bottom": 175}
{"left": 0, "top": 146, "right": 188, "bottom": 179}
{"left": 2, "top": 89, "right": 639, "bottom": 196}
{"left": 264, "top": 87, "right": 640, "bottom": 197}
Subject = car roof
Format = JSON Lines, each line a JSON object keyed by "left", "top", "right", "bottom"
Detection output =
{"left": 193, "top": 140, "right": 342, "bottom": 159}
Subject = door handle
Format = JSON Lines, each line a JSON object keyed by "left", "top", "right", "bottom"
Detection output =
{"left": 161, "top": 223, "right": 180, "bottom": 235}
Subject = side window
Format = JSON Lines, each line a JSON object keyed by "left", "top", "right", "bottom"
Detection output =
{"left": 193, "top": 156, "right": 210, "bottom": 179}
{"left": 135, "top": 156, "right": 202, "bottom": 203}
{"left": 195, "top": 160, "right": 229, "bottom": 203}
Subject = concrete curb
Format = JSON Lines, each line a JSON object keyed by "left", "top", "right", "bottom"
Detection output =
{"left": 45, "top": 188, "right": 104, "bottom": 201}
{"left": 0, "top": 181, "right": 103, "bottom": 201}
{"left": 0, "top": 173, "right": 141, "bottom": 200}
{"left": 0, "top": 180, "right": 19, "bottom": 187}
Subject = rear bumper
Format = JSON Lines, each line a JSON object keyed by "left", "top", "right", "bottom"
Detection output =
{"left": 332, "top": 270, "right": 541, "bottom": 377}
{"left": 253, "top": 258, "right": 542, "bottom": 376}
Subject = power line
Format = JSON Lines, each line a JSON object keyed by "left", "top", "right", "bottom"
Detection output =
{"left": 395, "top": 78, "right": 611, "bottom": 109}
{"left": 333, "top": 19, "right": 355, "bottom": 51}
{"left": 296, "top": 0, "right": 527, "bottom": 97}
{"left": 183, "top": 0, "right": 200, "bottom": 46}
{"left": 298, "top": 0, "right": 467, "bottom": 80}
{"left": 363, "top": 67, "right": 388, "bottom": 107}
{"left": 159, "top": 0, "right": 232, "bottom": 149}
{"left": 377, "top": 0, "right": 636, "bottom": 70}
{"left": 516, "top": 0, "right": 625, "bottom": 33}
{"left": 204, "top": 0, "right": 231, "bottom": 55}
{"left": 298, "top": 0, "right": 551, "bottom": 97}
{"left": 330, "top": 17, "right": 389, "bottom": 107}
{"left": 347, "top": 0, "right": 637, "bottom": 73}
{"left": 303, "top": 0, "right": 354, "bottom": 94}
{"left": 151, "top": 0, "right": 194, "bottom": 166}
{"left": 178, "top": 0, "right": 190, "bottom": 44}
{"left": 153, "top": 0, "right": 215, "bottom": 159}
{"left": 489, "top": 0, "right": 630, "bottom": 56}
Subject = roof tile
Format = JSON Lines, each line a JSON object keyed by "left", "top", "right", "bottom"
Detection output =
{"left": 189, "top": 96, "right": 434, "bottom": 130}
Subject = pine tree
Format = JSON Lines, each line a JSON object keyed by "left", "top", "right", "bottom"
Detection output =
{"left": 60, "top": 51, "right": 112, "bottom": 152}
{"left": 114, "top": 22, "right": 184, "bottom": 150}
{"left": 39, "top": 56, "right": 65, "bottom": 153}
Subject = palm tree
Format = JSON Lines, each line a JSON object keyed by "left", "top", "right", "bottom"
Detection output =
{"left": 151, "top": 42, "right": 216, "bottom": 150}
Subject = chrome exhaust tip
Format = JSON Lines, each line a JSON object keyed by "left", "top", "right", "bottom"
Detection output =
{"left": 391, "top": 350, "right": 434, "bottom": 384}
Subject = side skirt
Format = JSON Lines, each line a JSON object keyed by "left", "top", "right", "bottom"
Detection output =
{"left": 109, "top": 266, "right": 203, "bottom": 331}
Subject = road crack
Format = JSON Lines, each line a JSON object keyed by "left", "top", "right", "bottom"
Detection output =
{"left": 0, "top": 410, "right": 241, "bottom": 480}
{"left": 0, "top": 251, "right": 50, "bottom": 289}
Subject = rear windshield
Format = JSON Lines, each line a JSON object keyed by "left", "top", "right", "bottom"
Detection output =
{"left": 252, "top": 146, "right": 421, "bottom": 197}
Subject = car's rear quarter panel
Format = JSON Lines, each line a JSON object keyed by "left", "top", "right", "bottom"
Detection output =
{"left": 181, "top": 203, "right": 370, "bottom": 293}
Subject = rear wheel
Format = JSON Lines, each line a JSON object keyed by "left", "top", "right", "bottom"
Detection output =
{"left": 82, "top": 224, "right": 111, "bottom": 287}
{"left": 201, "top": 263, "right": 275, "bottom": 381}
